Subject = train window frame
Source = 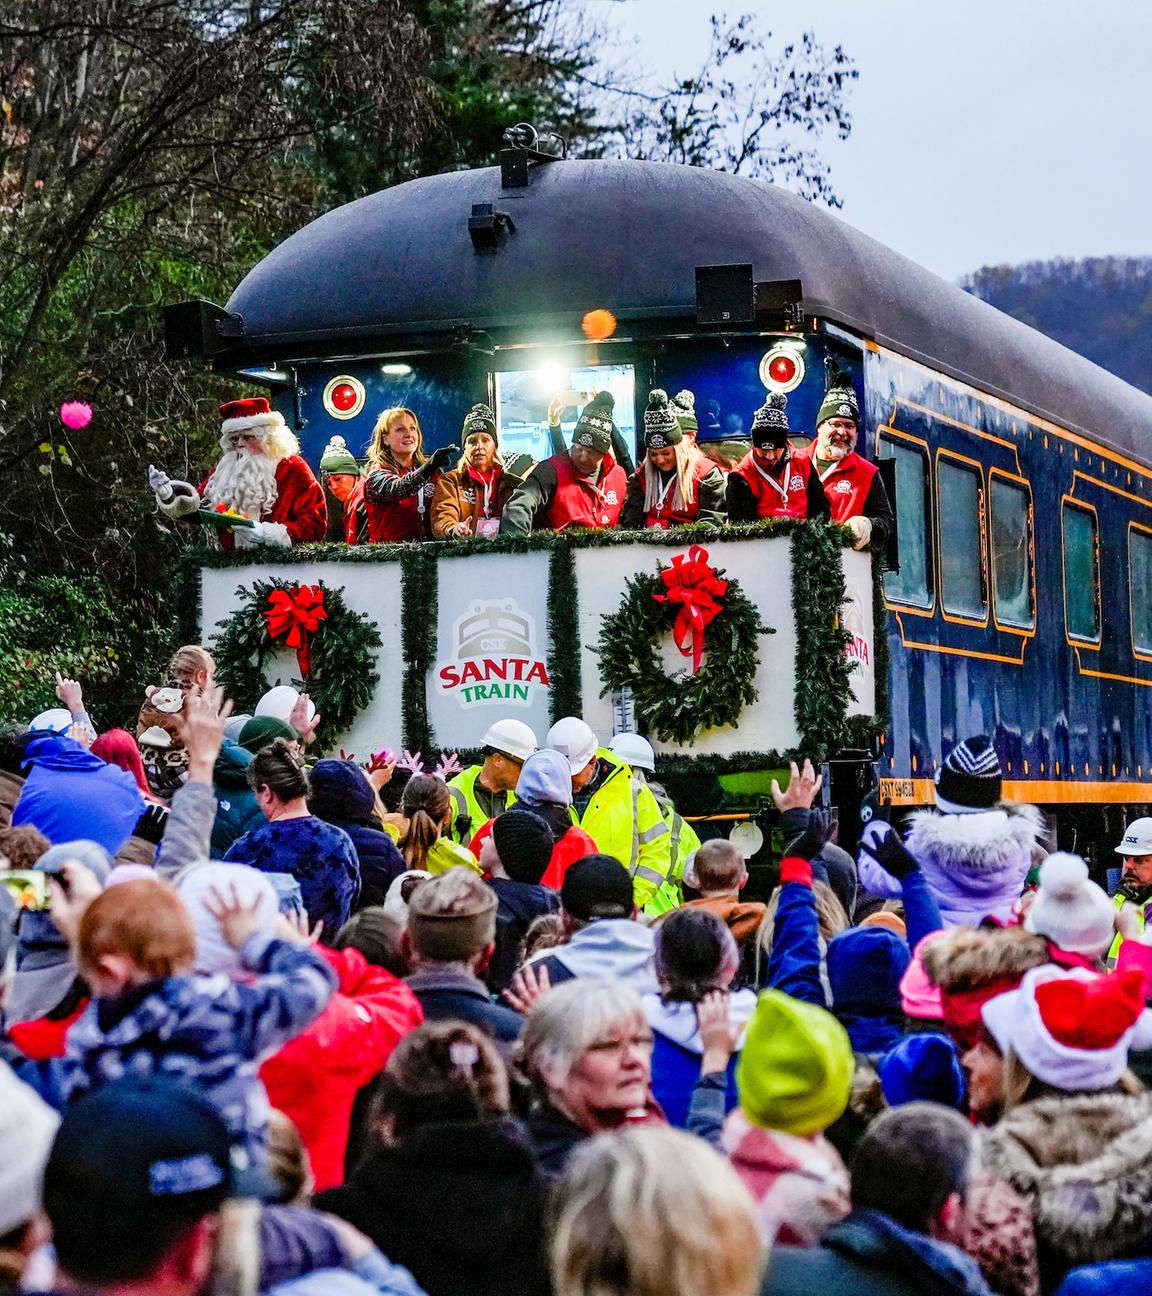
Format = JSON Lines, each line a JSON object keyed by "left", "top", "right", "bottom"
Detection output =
{"left": 1060, "top": 497, "right": 1102, "bottom": 649}
{"left": 877, "top": 428, "right": 934, "bottom": 614}
{"left": 988, "top": 469, "right": 1036, "bottom": 634}
{"left": 1129, "top": 521, "right": 1152, "bottom": 660}
{"left": 935, "top": 449, "right": 989, "bottom": 627}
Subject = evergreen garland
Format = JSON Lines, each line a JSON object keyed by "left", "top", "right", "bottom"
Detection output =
{"left": 597, "top": 560, "right": 772, "bottom": 745}
{"left": 790, "top": 522, "right": 854, "bottom": 758}
{"left": 208, "top": 577, "right": 382, "bottom": 752}
{"left": 546, "top": 544, "right": 581, "bottom": 722}
{"left": 400, "top": 547, "right": 438, "bottom": 753}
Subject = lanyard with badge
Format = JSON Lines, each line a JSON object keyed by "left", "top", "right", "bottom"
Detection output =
{"left": 650, "top": 469, "right": 677, "bottom": 529}
{"left": 473, "top": 469, "right": 500, "bottom": 537}
{"left": 752, "top": 453, "right": 792, "bottom": 506}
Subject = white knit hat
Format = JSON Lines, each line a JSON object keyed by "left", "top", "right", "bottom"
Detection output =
{"left": 177, "top": 862, "right": 279, "bottom": 975}
{"left": 1024, "top": 852, "right": 1116, "bottom": 956}
{"left": 0, "top": 1059, "right": 60, "bottom": 1234}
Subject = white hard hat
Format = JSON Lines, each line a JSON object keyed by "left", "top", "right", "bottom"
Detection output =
{"left": 545, "top": 716, "right": 599, "bottom": 774}
{"left": 481, "top": 718, "right": 538, "bottom": 763}
{"left": 608, "top": 732, "right": 655, "bottom": 773}
{"left": 27, "top": 708, "right": 74, "bottom": 734}
{"left": 1116, "top": 817, "right": 1152, "bottom": 856}
{"left": 255, "top": 685, "right": 314, "bottom": 725}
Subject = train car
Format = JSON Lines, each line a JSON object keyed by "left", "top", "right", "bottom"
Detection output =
{"left": 167, "top": 133, "right": 1152, "bottom": 865}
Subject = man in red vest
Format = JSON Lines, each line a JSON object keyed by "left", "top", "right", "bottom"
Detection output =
{"left": 795, "top": 359, "right": 893, "bottom": 551}
{"left": 500, "top": 390, "right": 628, "bottom": 533}
{"left": 149, "top": 396, "right": 327, "bottom": 548}
{"left": 726, "top": 392, "right": 830, "bottom": 523}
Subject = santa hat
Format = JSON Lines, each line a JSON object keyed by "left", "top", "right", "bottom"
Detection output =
{"left": 982, "top": 965, "right": 1152, "bottom": 1091}
{"left": 1024, "top": 852, "right": 1116, "bottom": 957}
{"left": 219, "top": 396, "right": 286, "bottom": 436}
{"left": 751, "top": 392, "right": 790, "bottom": 449}
{"left": 934, "top": 735, "right": 1001, "bottom": 814}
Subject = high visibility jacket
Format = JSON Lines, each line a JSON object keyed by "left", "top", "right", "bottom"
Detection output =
{"left": 640, "top": 778, "right": 701, "bottom": 916}
{"left": 571, "top": 749, "right": 671, "bottom": 908}
{"left": 447, "top": 765, "right": 515, "bottom": 847}
{"left": 1107, "top": 892, "right": 1148, "bottom": 969}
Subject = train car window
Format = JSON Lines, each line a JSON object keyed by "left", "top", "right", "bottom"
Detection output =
{"left": 878, "top": 436, "right": 931, "bottom": 607}
{"left": 494, "top": 364, "right": 637, "bottom": 464}
{"left": 990, "top": 477, "right": 1034, "bottom": 628}
{"left": 1130, "top": 527, "right": 1152, "bottom": 654}
{"left": 1061, "top": 503, "right": 1100, "bottom": 642}
{"left": 937, "top": 457, "right": 986, "bottom": 619}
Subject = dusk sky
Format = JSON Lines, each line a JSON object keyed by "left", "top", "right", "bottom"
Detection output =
{"left": 607, "top": 0, "right": 1152, "bottom": 281}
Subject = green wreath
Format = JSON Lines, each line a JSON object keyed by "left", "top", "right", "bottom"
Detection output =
{"left": 209, "top": 577, "right": 382, "bottom": 752}
{"left": 597, "top": 555, "right": 773, "bottom": 745}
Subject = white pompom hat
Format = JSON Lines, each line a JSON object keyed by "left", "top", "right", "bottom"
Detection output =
{"left": 1024, "top": 851, "right": 1116, "bottom": 956}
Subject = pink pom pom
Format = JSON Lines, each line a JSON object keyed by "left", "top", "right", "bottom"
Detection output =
{"left": 59, "top": 401, "right": 92, "bottom": 430}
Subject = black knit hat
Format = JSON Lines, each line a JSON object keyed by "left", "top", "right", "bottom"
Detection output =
{"left": 492, "top": 807, "right": 554, "bottom": 886}
{"left": 560, "top": 854, "right": 634, "bottom": 921}
{"left": 671, "top": 389, "right": 698, "bottom": 436}
{"left": 643, "top": 389, "right": 682, "bottom": 450}
{"left": 572, "top": 391, "right": 616, "bottom": 455}
{"left": 751, "top": 391, "right": 790, "bottom": 449}
{"left": 935, "top": 736, "right": 1002, "bottom": 814}
{"left": 817, "top": 357, "right": 861, "bottom": 426}
{"left": 461, "top": 402, "right": 498, "bottom": 445}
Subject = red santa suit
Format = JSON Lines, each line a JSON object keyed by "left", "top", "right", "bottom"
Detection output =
{"left": 198, "top": 454, "right": 328, "bottom": 549}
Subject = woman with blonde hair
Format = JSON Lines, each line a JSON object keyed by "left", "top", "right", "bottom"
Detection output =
{"left": 551, "top": 1125, "right": 763, "bottom": 1296}
{"left": 620, "top": 389, "right": 725, "bottom": 529}
{"left": 364, "top": 406, "right": 458, "bottom": 542}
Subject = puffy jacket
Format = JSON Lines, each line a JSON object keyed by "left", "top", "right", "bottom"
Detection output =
{"left": 1054, "top": 1261, "right": 1152, "bottom": 1296}
{"left": 447, "top": 765, "right": 516, "bottom": 847}
{"left": 468, "top": 815, "right": 598, "bottom": 890}
{"left": 261, "top": 946, "right": 423, "bottom": 1191}
{"left": 308, "top": 759, "right": 407, "bottom": 908}
{"left": 571, "top": 749, "right": 671, "bottom": 907}
{"left": 429, "top": 463, "right": 518, "bottom": 538}
{"left": 13, "top": 732, "right": 145, "bottom": 854}
{"left": 210, "top": 740, "right": 263, "bottom": 858}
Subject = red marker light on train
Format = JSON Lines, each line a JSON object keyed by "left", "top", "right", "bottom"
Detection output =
{"left": 331, "top": 383, "right": 358, "bottom": 412}
{"left": 322, "top": 374, "right": 366, "bottom": 419}
{"left": 758, "top": 344, "right": 806, "bottom": 393}
{"left": 768, "top": 353, "right": 797, "bottom": 385}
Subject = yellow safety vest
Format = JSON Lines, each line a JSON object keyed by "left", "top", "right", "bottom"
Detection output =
{"left": 1107, "top": 892, "right": 1148, "bottom": 969}
{"left": 447, "top": 765, "right": 516, "bottom": 846}
{"left": 637, "top": 777, "right": 700, "bottom": 917}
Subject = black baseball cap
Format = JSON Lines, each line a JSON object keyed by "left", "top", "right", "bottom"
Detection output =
{"left": 560, "top": 854, "right": 634, "bottom": 921}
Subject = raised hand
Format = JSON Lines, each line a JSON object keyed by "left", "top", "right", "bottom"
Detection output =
{"left": 55, "top": 671, "right": 84, "bottom": 714}
{"left": 204, "top": 883, "right": 270, "bottom": 950}
{"left": 179, "top": 682, "right": 233, "bottom": 782}
{"left": 504, "top": 961, "right": 552, "bottom": 1014}
{"left": 289, "top": 691, "right": 321, "bottom": 747}
{"left": 771, "top": 758, "right": 823, "bottom": 812}
{"left": 696, "top": 990, "right": 737, "bottom": 1074}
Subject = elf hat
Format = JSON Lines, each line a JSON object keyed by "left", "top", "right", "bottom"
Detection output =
{"left": 572, "top": 391, "right": 616, "bottom": 455}
{"left": 816, "top": 358, "right": 860, "bottom": 427}
{"left": 219, "top": 396, "right": 285, "bottom": 436}
{"left": 461, "top": 402, "right": 498, "bottom": 445}
{"left": 1024, "top": 852, "right": 1116, "bottom": 956}
{"left": 934, "top": 735, "right": 1002, "bottom": 814}
{"left": 751, "top": 392, "right": 790, "bottom": 449}
{"left": 320, "top": 435, "right": 359, "bottom": 477}
{"left": 643, "top": 389, "right": 682, "bottom": 450}
{"left": 982, "top": 965, "right": 1152, "bottom": 1092}
{"left": 670, "top": 389, "right": 699, "bottom": 437}
{"left": 737, "top": 990, "right": 853, "bottom": 1136}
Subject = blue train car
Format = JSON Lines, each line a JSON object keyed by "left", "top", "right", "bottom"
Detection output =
{"left": 167, "top": 140, "right": 1152, "bottom": 860}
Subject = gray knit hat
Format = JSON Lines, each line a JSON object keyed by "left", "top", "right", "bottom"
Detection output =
{"left": 670, "top": 389, "right": 698, "bottom": 437}
{"left": 751, "top": 392, "right": 790, "bottom": 449}
{"left": 572, "top": 391, "right": 616, "bottom": 455}
{"left": 461, "top": 403, "right": 498, "bottom": 445}
{"left": 644, "top": 389, "right": 682, "bottom": 450}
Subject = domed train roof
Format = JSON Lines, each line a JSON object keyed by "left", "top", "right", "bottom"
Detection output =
{"left": 227, "top": 158, "right": 1152, "bottom": 460}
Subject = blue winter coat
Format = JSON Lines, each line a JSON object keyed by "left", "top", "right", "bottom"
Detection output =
{"left": 13, "top": 732, "right": 145, "bottom": 854}
{"left": 308, "top": 759, "right": 406, "bottom": 910}
{"left": 1053, "top": 1261, "right": 1152, "bottom": 1296}
{"left": 210, "top": 740, "right": 264, "bottom": 858}
{"left": 827, "top": 926, "right": 910, "bottom": 1058}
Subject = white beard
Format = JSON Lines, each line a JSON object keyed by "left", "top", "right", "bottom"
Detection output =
{"left": 204, "top": 450, "right": 280, "bottom": 519}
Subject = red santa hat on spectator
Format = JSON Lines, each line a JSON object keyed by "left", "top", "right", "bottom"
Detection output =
{"left": 218, "top": 397, "right": 298, "bottom": 459}
{"left": 982, "top": 964, "right": 1152, "bottom": 1091}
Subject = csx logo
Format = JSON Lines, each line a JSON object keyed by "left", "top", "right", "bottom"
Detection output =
{"left": 789, "top": 475, "right": 803, "bottom": 490}
{"left": 834, "top": 480, "right": 853, "bottom": 494}
{"left": 480, "top": 636, "right": 509, "bottom": 651}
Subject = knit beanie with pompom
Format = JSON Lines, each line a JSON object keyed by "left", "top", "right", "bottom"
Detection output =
{"left": 1024, "top": 851, "right": 1116, "bottom": 956}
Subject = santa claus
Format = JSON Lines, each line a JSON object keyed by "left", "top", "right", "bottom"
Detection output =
{"left": 148, "top": 396, "right": 327, "bottom": 547}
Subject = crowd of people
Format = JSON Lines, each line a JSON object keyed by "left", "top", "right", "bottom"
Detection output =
{"left": 147, "top": 357, "right": 893, "bottom": 553}
{"left": 2, "top": 661, "right": 1152, "bottom": 1296}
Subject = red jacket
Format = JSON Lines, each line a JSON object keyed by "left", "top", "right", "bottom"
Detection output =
{"left": 364, "top": 466, "right": 441, "bottom": 542}
{"left": 543, "top": 451, "right": 627, "bottom": 530}
{"left": 635, "top": 457, "right": 719, "bottom": 527}
{"left": 729, "top": 451, "right": 818, "bottom": 520}
{"left": 469, "top": 817, "right": 600, "bottom": 891}
{"left": 7, "top": 1002, "right": 87, "bottom": 1059}
{"left": 260, "top": 946, "right": 423, "bottom": 1191}
{"left": 794, "top": 445, "right": 878, "bottom": 523}
{"left": 342, "top": 478, "right": 368, "bottom": 544}
{"left": 200, "top": 454, "right": 328, "bottom": 548}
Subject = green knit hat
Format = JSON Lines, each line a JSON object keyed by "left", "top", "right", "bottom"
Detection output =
{"left": 319, "top": 435, "right": 359, "bottom": 477}
{"left": 737, "top": 990, "right": 853, "bottom": 1136}
{"left": 461, "top": 403, "right": 498, "bottom": 446}
{"left": 816, "top": 357, "right": 861, "bottom": 427}
{"left": 670, "top": 389, "right": 698, "bottom": 437}
{"left": 237, "top": 715, "right": 298, "bottom": 754}
{"left": 643, "top": 389, "right": 682, "bottom": 450}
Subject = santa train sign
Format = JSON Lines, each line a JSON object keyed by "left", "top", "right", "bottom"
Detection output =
{"left": 436, "top": 600, "right": 550, "bottom": 707}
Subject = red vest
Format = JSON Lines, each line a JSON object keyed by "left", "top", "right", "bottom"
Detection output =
{"left": 638, "top": 457, "right": 716, "bottom": 528}
{"left": 731, "top": 450, "right": 816, "bottom": 520}
{"left": 365, "top": 469, "right": 439, "bottom": 542}
{"left": 343, "top": 478, "right": 367, "bottom": 544}
{"left": 795, "top": 446, "right": 877, "bottom": 522}
{"left": 543, "top": 451, "right": 627, "bottom": 531}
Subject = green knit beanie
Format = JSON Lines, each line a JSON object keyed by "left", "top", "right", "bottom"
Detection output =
{"left": 816, "top": 357, "right": 861, "bottom": 427}
{"left": 670, "top": 389, "right": 698, "bottom": 436}
{"left": 238, "top": 715, "right": 298, "bottom": 754}
{"left": 319, "top": 435, "right": 360, "bottom": 477}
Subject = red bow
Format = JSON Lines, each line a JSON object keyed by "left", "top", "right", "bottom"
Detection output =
{"left": 652, "top": 545, "right": 728, "bottom": 674}
{"left": 264, "top": 584, "right": 327, "bottom": 678}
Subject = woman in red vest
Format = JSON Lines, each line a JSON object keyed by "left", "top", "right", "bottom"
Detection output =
{"left": 621, "top": 389, "right": 726, "bottom": 529}
{"left": 364, "top": 406, "right": 458, "bottom": 543}
{"left": 726, "top": 392, "right": 830, "bottom": 523}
